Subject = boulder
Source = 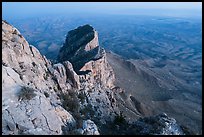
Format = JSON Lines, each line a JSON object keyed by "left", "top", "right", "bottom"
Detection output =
{"left": 81, "top": 120, "right": 100, "bottom": 135}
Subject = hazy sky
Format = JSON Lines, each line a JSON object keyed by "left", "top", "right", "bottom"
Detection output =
{"left": 3, "top": 2, "right": 202, "bottom": 20}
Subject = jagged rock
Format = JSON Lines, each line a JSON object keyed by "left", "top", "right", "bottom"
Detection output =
{"left": 2, "top": 20, "right": 76, "bottom": 135}
{"left": 81, "top": 87, "right": 118, "bottom": 123}
{"left": 132, "top": 113, "right": 184, "bottom": 135}
{"left": 79, "top": 54, "right": 115, "bottom": 89}
{"left": 2, "top": 65, "right": 76, "bottom": 135}
{"left": 52, "top": 63, "right": 70, "bottom": 91}
{"left": 57, "top": 24, "right": 117, "bottom": 123}
{"left": 57, "top": 24, "right": 99, "bottom": 72}
{"left": 63, "top": 61, "right": 80, "bottom": 89}
{"left": 81, "top": 120, "right": 100, "bottom": 135}
{"left": 58, "top": 24, "right": 96, "bottom": 65}
{"left": 2, "top": 20, "right": 55, "bottom": 92}
{"left": 58, "top": 24, "right": 115, "bottom": 88}
{"left": 53, "top": 63, "right": 67, "bottom": 83}
{"left": 54, "top": 106, "right": 76, "bottom": 127}
{"left": 48, "top": 61, "right": 80, "bottom": 90}
{"left": 22, "top": 128, "right": 48, "bottom": 135}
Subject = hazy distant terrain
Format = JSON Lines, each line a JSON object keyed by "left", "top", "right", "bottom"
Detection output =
{"left": 9, "top": 14, "right": 202, "bottom": 90}
{"left": 6, "top": 14, "right": 202, "bottom": 134}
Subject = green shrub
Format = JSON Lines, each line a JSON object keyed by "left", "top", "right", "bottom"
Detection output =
{"left": 74, "top": 112, "right": 83, "bottom": 129}
{"left": 80, "top": 104, "right": 95, "bottom": 119}
{"left": 32, "top": 62, "right": 36, "bottom": 67}
{"left": 78, "top": 91, "right": 86, "bottom": 104}
{"left": 44, "top": 92, "right": 49, "bottom": 98}
{"left": 17, "top": 86, "right": 36, "bottom": 101}
{"left": 60, "top": 90, "right": 80, "bottom": 113}
{"left": 114, "top": 112, "right": 126, "bottom": 125}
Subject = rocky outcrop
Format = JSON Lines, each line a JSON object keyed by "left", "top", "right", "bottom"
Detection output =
{"left": 131, "top": 113, "right": 184, "bottom": 135}
{"left": 48, "top": 61, "right": 80, "bottom": 91}
{"left": 2, "top": 65, "right": 76, "bottom": 135}
{"left": 63, "top": 61, "right": 80, "bottom": 89}
{"left": 79, "top": 54, "right": 115, "bottom": 89}
{"left": 57, "top": 24, "right": 97, "bottom": 70}
{"left": 56, "top": 24, "right": 119, "bottom": 122}
{"left": 2, "top": 20, "right": 77, "bottom": 135}
{"left": 58, "top": 24, "right": 115, "bottom": 89}
{"left": 2, "top": 20, "right": 55, "bottom": 92}
{"left": 76, "top": 120, "right": 100, "bottom": 135}
{"left": 99, "top": 113, "right": 185, "bottom": 135}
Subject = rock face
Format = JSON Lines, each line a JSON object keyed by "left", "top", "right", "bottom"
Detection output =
{"left": 57, "top": 24, "right": 119, "bottom": 122}
{"left": 63, "top": 61, "right": 80, "bottom": 89}
{"left": 58, "top": 24, "right": 115, "bottom": 89}
{"left": 48, "top": 61, "right": 80, "bottom": 91}
{"left": 2, "top": 20, "right": 77, "bottom": 135}
{"left": 58, "top": 24, "right": 98, "bottom": 70}
{"left": 81, "top": 120, "right": 100, "bottom": 135}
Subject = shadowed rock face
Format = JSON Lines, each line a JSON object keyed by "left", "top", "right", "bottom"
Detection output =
{"left": 58, "top": 24, "right": 104, "bottom": 74}
{"left": 58, "top": 24, "right": 115, "bottom": 89}
{"left": 58, "top": 25, "right": 94, "bottom": 61}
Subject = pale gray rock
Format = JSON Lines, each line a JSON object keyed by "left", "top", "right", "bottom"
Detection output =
{"left": 81, "top": 120, "right": 100, "bottom": 135}
{"left": 22, "top": 128, "right": 48, "bottom": 135}
{"left": 63, "top": 61, "right": 80, "bottom": 89}
{"left": 132, "top": 113, "right": 185, "bottom": 135}
{"left": 2, "top": 20, "right": 118, "bottom": 135}
{"left": 54, "top": 106, "right": 76, "bottom": 126}
{"left": 49, "top": 61, "right": 79, "bottom": 91}
{"left": 80, "top": 86, "right": 118, "bottom": 123}
{"left": 79, "top": 54, "right": 115, "bottom": 89}
{"left": 2, "top": 20, "right": 76, "bottom": 135}
{"left": 52, "top": 63, "right": 69, "bottom": 91}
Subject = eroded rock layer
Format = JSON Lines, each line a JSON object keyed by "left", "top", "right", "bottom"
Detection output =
{"left": 58, "top": 24, "right": 115, "bottom": 89}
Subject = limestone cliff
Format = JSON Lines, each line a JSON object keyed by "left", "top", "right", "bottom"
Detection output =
{"left": 57, "top": 24, "right": 119, "bottom": 122}
{"left": 58, "top": 24, "right": 115, "bottom": 89}
{"left": 2, "top": 20, "right": 97, "bottom": 135}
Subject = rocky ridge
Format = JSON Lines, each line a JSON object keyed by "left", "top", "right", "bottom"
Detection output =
{"left": 2, "top": 20, "right": 77, "bottom": 135}
{"left": 58, "top": 24, "right": 115, "bottom": 89}
{"left": 2, "top": 20, "right": 186, "bottom": 135}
